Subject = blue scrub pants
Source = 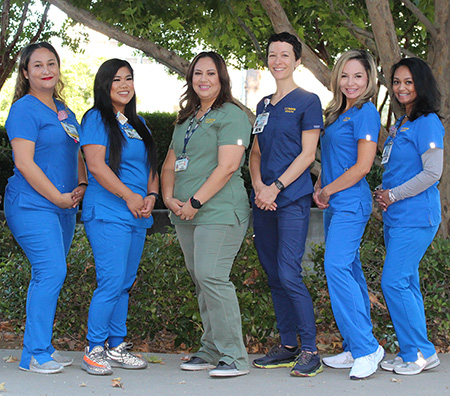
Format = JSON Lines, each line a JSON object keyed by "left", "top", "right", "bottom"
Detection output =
{"left": 5, "top": 196, "right": 75, "bottom": 369}
{"left": 323, "top": 208, "right": 378, "bottom": 358}
{"left": 84, "top": 219, "right": 146, "bottom": 348}
{"left": 175, "top": 221, "right": 249, "bottom": 370}
{"left": 381, "top": 225, "right": 438, "bottom": 362}
{"left": 253, "top": 195, "right": 317, "bottom": 351}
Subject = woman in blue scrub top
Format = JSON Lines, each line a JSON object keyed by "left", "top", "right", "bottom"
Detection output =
{"left": 375, "top": 58, "right": 443, "bottom": 376}
{"left": 249, "top": 32, "right": 323, "bottom": 377}
{"left": 4, "top": 42, "right": 87, "bottom": 374}
{"left": 313, "top": 50, "right": 384, "bottom": 380}
{"left": 79, "top": 59, "right": 158, "bottom": 376}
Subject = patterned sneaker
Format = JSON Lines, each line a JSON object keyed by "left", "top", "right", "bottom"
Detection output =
{"left": 323, "top": 351, "right": 354, "bottom": 369}
{"left": 81, "top": 346, "right": 113, "bottom": 375}
{"left": 24, "top": 357, "right": 64, "bottom": 374}
{"left": 349, "top": 345, "right": 385, "bottom": 380}
{"left": 209, "top": 361, "right": 249, "bottom": 377}
{"left": 180, "top": 356, "right": 216, "bottom": 371}
{"left": 393, "top": 352, "right": 440, "bottom": 375}
{"left": 290, "top": 350, "right": 323, "bottom": 377}
{"left": 253, "top": 345, "right": 299, "bottom": 368}
{"left": 51, "top": 350, "right": 74, "bottom": 367}
{"left": 380, "top": 355, "right": 403, "bottom": 371}
{"left": 106, "top": 342, "right": 147, "bottom": 369}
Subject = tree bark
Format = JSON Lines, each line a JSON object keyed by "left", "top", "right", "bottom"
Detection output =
{"left": 46, "top": 0, "right": 190, "bottom": 77}
{"left": 259, "top": 0, "right": 331, "bottom": 89}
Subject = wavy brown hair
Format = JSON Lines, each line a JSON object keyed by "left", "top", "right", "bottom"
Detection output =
{"left": 176, "top": 51, "right": 238, "bottom": 124}
{"left": 324, "top": 49, "right": 377, "bottom": 128}
{"left": 12, "top": 42, "right": 65, "bottom": 104}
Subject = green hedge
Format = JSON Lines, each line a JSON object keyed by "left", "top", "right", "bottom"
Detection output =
{"left": 1, "top": 218, "right": 449, "bottom": 353}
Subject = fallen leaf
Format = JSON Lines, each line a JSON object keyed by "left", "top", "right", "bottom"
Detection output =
{"left": 146, "top": 355, "right": 162, "bottom": 364}
{"left": 3, "top": 355, "right": 18, "bottom": 363}
{"left": 0, "top": 383, "right": 6, "bottom": 391}
{"left": 111, "top": 377, "right": 124, "bottom": 388}
{"left": 79, "top": 383, "right": 87, "bottom": 387}
{"left": 390, "top": 378, "right": 402, "bottom": 382}
{"left": 180, "top": 355, "right": 190, "bottom": 361}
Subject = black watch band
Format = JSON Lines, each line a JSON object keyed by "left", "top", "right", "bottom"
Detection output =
{"left": 190, "top": 196, "right": 203, "bottom": 209}
{"left": 274, "top": 179, "right": 285, "bottom": 191}
{"left": 147, "top": 192, "right": 159, "bottom": 200}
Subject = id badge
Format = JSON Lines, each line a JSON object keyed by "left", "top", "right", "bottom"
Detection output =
{"left": 61, "top": 122, "right": 79, "bottom": 142}
{"left": 381, "top": 141, "right": 393, "bottom": 165}
{"left": 175, "top": 156, "right": 189, "bottom": 172}
{"left": 123, "top": 126, "right": 142, "bottom": 140}
{"left": 252, "top": 112, "right": 269, "bottom": 134}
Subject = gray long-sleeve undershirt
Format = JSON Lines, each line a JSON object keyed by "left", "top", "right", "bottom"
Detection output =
{"left": 391, "top": 147, "right": 443, "bottom": 201}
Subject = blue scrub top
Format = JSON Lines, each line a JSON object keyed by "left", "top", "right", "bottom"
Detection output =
{"left": 5, "top": 94, "right": 80, "bottom": 214}
{"left": 80, "top": 109, "right": 153, "bottom": 228}
{"left": 253, "top": 87, "right": 323, "bottom": 208}
{"left": 321, "top": 102, "right": 380, "bottom": 215}
{"left": 382, "top": 113, "right": 444, "bottom": 227}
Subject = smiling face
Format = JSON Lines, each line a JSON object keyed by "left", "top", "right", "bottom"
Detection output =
{"left": 191, "top": 57, "right": 221, "bottom": 108}
{"left": 110, "top": 66, "right": 135, "bottom": 114}
{"left": 392, "top": 65, "right": 417, "bottom": 115}
{"left": 23, "top": 48, "right": 59, "bottom": 97}
{"left": 267, "top": 41, "right": 300, "bottom": 81}
{"left": 339, "top": 59, "right": 368, "bottom": 109}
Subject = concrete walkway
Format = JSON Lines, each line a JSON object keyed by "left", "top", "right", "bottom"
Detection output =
{"left": 1, "top": 349, "right": 449, "bottom": 396}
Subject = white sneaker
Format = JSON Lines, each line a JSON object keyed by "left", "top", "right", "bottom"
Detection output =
{"left": 393, "top": 351, "right": 440, "bottom": 375}
{"left": 21, "top": 357, "right": 64, "bottom": 374}
{"left": 380, "top": 355, "right": 403, "bottom": 371}
{"left": 349, "top": 345, "right": 385, "bottom": 380}
{"left": 51, "top": 350, "right": 74, "bottom": 367}
{"left": 323, "top": 351, "right": 354, "bottom": 369}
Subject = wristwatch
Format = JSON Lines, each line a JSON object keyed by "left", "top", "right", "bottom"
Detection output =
{"left": 190, "top": 196, "right": 203, "bottom": 209}
{"left": 274, "top": 179, "right": 285, "bottom": 191}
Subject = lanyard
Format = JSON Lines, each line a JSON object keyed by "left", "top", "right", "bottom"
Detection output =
{"left": 182, "top": 107, "right": 211, "bottom": 155}
{"left": 389, "top": 115, "right": 407, "bottom": 138}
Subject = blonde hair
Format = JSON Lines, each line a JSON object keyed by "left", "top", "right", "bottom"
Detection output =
{"left": 13, "top": 42, "right": 65, "bottom": 104}
{"left": 324, "top": 49, "right": 377, "bottom": 128}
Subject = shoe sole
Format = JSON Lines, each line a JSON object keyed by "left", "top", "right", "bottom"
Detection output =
{"left": 108, "top": 361, "right": 147, "bottom": 369}
{"left": 181, "top": 364, "right": 216, "bottom": 371}
{"left": 81, "top": 360, "right": 113, "bottom": 376}
{"left": 252, "top": 361, "right": 296, "bottom": 369}
{"left": 209, "top": 369, "right": 249, "bottom": 377}
{"left": 290, "top": 363, "right": 323, "bottom": 377}
{"left": 322, "top": 361, "right": 353, "bottom": 369}
{"left": 57, "top": 359, "right": 74, "bottom": 367}
{"left": 20, "top": 366, "right": 64, "bottom": 374}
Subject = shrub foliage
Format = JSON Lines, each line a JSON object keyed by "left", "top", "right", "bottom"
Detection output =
{"left": 1, "top": 218, "right": 449, "bottom": 353}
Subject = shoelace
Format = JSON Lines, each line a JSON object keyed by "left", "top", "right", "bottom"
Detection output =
{"left": 295, "top": 350, "right": 314, "bottom": 364}
{"left": 267, "top": 345, "right": 286, "bottom": 357}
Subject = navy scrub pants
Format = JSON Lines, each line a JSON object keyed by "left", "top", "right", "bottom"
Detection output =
{"left": 323, "top": 207, "right": 379, "bottom": 358}
{"left": 5, "top": 196, "right": 75, "bottom": 369}
{"left": 381, "top": 224, "right": 438, "bottom": 362}
{"left": 84, "top": 219, "right": 146, "bottom": 348}
{"left": 253, "top": 195, "right": 317, "bottom": 351}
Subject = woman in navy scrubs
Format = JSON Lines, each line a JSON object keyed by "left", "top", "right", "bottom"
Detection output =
{"left": 314, "top": 50, "right": 383, "bottom": 380}
{"left": 375, "top": 58, "right": 443, "bottom": 375}
{"left": 4, "top": 42, "right": 87, "bottom": 374}
{"left": 249, "top": 32, "right": 323, "bottom": 377}
{"left": 80, "top": 59, "right": 158, "bottom": 375}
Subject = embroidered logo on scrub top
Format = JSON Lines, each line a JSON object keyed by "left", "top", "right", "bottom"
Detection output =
{"left": 343, "top": 117, "right": 351, "bottom": 122}
{"left": 400, "top": 127, "right": 409, "bottom": 132}
{"left": 205, "top": 118, "right": 215, "bottom": 123}
{"left": 284, "top": 107, "right": 296, "bottom": 113}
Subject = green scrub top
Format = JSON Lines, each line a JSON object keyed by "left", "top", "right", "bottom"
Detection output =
{"left": 170, "top": 102, "right": 251, "bottom": 225}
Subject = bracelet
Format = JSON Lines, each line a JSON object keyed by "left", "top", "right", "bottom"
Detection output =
{"left": 388, "top": 189, "right": 397, "bottom": 203}
{"left": 147, "top": 192, "right": 159, "bottom": 200}
{"left": 78, "top": 182, "right": 88, "bottom": 187}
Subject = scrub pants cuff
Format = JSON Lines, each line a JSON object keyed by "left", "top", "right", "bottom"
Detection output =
{"left": 108, "top": 336, "right": 124, "bottom": 348}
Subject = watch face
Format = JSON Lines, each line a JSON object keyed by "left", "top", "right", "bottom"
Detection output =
{"left": 190, "top": 197, "right": 202, "bottom": 209}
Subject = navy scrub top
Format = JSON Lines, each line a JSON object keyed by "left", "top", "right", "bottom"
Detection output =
{"left": 253, "top": 87, "right": 323, "bottom": 208}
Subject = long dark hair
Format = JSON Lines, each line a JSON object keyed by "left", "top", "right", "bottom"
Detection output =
{"left": 83, "top": 59, "right": 157, "bottom": 176}
{"left": 390, "top": 57, "right": 441, "bottom": 121}
{"left": 177, "top": 51, "right": 237, "bottom": 124}
{"left": 13, "top": 42, "right": 65, "bottom": 104}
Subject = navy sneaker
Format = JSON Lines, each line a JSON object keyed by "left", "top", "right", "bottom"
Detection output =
{"left": 209, "top": 361, "right": 249, "bottom": 377}
{"left": 290, "top": 350, "right": 323, "bottom": 377}
{"left": 253, "top": 345, "right": 299, "bottom": 369}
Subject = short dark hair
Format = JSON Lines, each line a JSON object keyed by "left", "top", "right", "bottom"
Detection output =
{"left": 177, "top": 51, "right": 237, "bottom": 124}
{"left": 266, "top": 32, "right": 302, "bottom": 60}
{"left": 390, "top": 57, "right": 441, "bottom": 121}
{"left": 83, "top": 58, "right": 157, "bottom": 176}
